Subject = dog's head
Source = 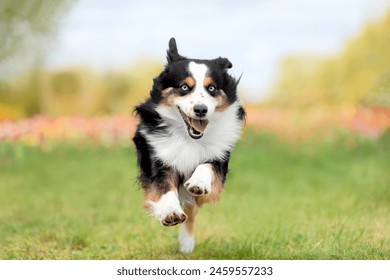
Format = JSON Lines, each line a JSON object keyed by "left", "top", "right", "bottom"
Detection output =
{"left": 151, "top": 38, "right": 240, "bottom": 139}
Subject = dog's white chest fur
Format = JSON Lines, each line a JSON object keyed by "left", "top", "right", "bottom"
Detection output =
{"left": 141, "top": 101, "right": 243, "bottom": 176}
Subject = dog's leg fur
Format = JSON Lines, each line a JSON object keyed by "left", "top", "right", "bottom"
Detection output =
{"left": 179, "top": 203, "right": 198, "bottom": 253}
{"left": 134, "top": 130, "right": 187, "bottom": 226}
{"left": 143, "top": 169, "right": 187, "bottom": 227}
{"left": 184, "top": 155, "right": 229, "bottom": 206}
{"left": 184, "top": 164, "right": 213, "bottom": 196}
{"left": 179, "top": 159, "right": 228, "bottom": 253}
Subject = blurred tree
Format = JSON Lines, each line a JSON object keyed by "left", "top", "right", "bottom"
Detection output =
{"left": 100, "top": 59, "right": 162, "bottom": 114}
{"left": 102, "top": 71, "right": 132, "bottom": 113}
{"left": 0, "top": 0, "right": 75, "bottom": 78}
{"left": 267, "top": 11, "right": 390, "bottom": 107}
{"left": 266, "top": 54, "right": 324, "bottom": 106}
{"left": 126, "top": 59, "right": 163, "bottom": 109}
{"left": 0, "top": 0, "right": 75, "bottom": 118}
{"left": 41, "top": 67, "right": 105, "bottom": 116}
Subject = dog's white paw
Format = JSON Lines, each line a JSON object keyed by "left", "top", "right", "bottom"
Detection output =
{"left": 184, "top": 164, "right": 212, "bottom": 196}
{"left": 179, "top": 225, "right": 195, "bottom": 253}
{"left": 148, "top": 191, "right": 187, "bottom": 226}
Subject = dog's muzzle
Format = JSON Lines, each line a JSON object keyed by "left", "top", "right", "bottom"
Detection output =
{"left": 178, "top": 108, "right": 209, "bottom": 139}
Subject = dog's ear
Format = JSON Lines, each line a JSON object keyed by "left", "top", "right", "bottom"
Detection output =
{"left": 166, "top": 37, "right": 185, "bottom": 64}
{"left": 215, "top": 57, "right": 233, "bottom": 70}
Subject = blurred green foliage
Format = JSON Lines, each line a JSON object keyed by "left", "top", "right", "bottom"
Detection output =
{"left": 268, "top": 11, "right": 390, "bottom": 107}
{"left": 0, "top": 0, "right": 76, "bottom": 119}
{"left": 0, "top": 0, "right": 73, "bottom": 62}
{"left": 2, "top": 3, "right": 390, "bottom": 119}
{"left": 0, "top": 1, "right": 164, "bottom": 119}
{"left": 0, "top": 61, "right": 162, "bottom": 119}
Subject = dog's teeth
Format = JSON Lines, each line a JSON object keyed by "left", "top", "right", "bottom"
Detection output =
{"left": 189, "top": 127, "right": 202, "bottom": 137}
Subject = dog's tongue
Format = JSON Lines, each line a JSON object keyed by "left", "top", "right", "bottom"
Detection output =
{"left": 190, "top": 118, "right": 209, "bottom": 133}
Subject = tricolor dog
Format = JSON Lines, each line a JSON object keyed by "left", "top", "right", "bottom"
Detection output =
{"left": 133, "top": 38, "right": 245, "bottom": 253}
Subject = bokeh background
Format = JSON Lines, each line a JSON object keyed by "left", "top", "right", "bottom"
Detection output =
{"left": 1, "top": 0, "right": 390, "bottom": 143}
{"left": 0, "top": 0, "right": 389, "bottom": 259}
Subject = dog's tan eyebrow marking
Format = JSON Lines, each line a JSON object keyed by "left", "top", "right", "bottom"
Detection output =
{"left": 215, "top": 90, "right": 229, "bottom": 112}
{"left": 161, "top": 87, "right": 174, "bottom": 97}
{"left": 183, "top": 77, "right": 195, "bottom": 88}
{"left": 203, "top": 76, "right": 213, "bottom": 87}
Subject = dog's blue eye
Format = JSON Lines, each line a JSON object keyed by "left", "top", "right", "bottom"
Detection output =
{"left": 208, "top": 86, "right": 216, "bottom": 92}
{"left": 180, "top": 85, "right": 189, "bottom": 92}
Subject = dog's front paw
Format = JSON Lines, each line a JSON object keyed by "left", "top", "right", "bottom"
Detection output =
{"left": 148, "top": 190, "right": 187, "bottom": 227}
{"left": 161, "top": 211, "right": 187, "bottom": 227}
{"left": 184, "top": 164, "right": 212, "bottom": 196}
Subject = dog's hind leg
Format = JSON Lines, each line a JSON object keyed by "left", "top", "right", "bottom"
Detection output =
{"left": 179, "top": 203, "right": 198, "bottom": 253}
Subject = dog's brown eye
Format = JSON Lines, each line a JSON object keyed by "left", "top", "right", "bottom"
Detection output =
{"left": 208, "top": 85, "right": 216, "bottom": 92}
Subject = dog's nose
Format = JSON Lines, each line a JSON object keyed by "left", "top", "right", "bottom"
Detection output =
{"left": 194, "top": 104, "right": 208, "bottom": 118}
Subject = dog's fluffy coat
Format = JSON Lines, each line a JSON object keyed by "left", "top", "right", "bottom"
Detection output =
{"left": 133, "top": 38, "right": 245, "bottom": 253}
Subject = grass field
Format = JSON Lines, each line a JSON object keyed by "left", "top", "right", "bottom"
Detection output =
{"left": 0, "top": 131, "right": 389, "bottom": 259}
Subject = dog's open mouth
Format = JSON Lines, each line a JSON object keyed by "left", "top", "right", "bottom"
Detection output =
{"left": 178, "top": 108, "right": 209, "bottom": 139}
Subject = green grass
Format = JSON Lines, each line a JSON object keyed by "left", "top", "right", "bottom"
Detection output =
{"left": 0, "top": 131, "right": 389, "bottom": 259}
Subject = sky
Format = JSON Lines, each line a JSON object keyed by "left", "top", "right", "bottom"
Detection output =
{"left": 46, "top": 0, "right": 390, "bottom": 101}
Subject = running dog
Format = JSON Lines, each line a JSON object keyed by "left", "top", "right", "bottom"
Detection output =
{"left": 133, "top": 38, "right": 245, "bottom": 253}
